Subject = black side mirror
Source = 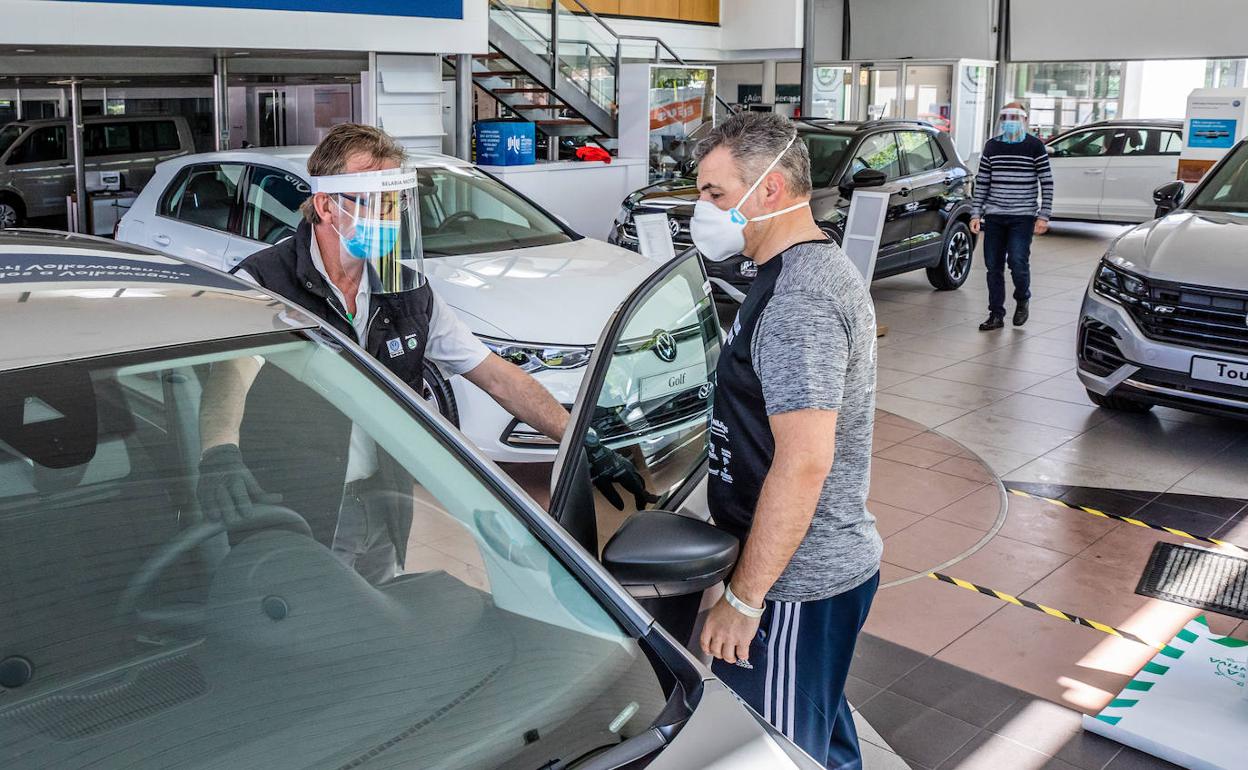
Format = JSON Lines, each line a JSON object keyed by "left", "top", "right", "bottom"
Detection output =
{"left": 602, "top": 510, "right": 738, "bottom": 598}
{"left": 839, "top": 168, "right": 888, "bottom": 197}
{"left": 1153, "top": 180, "right": 1185, "bottom": 218}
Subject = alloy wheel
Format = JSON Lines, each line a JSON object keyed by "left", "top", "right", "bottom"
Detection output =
{"left": 0, "top": 203, "right": 17, "bottom": 229}
{"left": 946, "top": 230, "right": 972, "bottom": 282}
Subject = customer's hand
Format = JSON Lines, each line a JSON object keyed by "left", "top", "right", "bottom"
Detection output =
{"left": 1034, "top": 219, "right": 1049, "bottom": 235}
{"left": 585, "top": 435, "right": 659, "bottom": 511}
{"left": 969, "top": 217, "right": 981, "bottom": 234}
{"left": 701, "top": 596, "right": 762, "bottom": 666}
{"left": 196, "top": 444, "right": 280, "bottom": 524}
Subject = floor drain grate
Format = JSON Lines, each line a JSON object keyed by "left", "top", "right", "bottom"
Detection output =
{"left": 1136, "top": 543, "right": 1248, "bottom": 621}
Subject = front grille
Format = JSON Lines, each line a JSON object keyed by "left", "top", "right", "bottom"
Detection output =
{"left": 623, "top": 212, "right": 692, "bottom": 247}
{"left": 1079, "top": 320, "right": 1127, "bottom": 376}
{"left": 1125, "top": 279, "right": 1248, "bottom": 355}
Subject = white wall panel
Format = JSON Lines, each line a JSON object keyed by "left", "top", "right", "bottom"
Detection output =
{"left": 848, "top": 0, "right": 995, "bottom": 61}
{"left": 1012, "top": 0, "right": 1248, "bottom": 61}
{"left": 812, "top": 0, "right": 845, "bottom": 62}
{"left": 720, "top": 0, "right": 804, "bottom": 52}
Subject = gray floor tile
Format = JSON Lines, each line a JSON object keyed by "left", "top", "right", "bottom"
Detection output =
{"left": 857, "top": 691, "right": 981, "bottom": 769}
{"left": 862, "top": 739, "right": 919, "bottom": 770}
{"left": 850, "top": 633, "right": 929, "bottom": 689}
{"left": 936, "top": 733, "right": 1080, "bottom": 770}
{"left": 1102, "top": 747, "right": 1185, "bottom": 769}
{"left": 887, "top": 658, "right": 1023, "bottom": 728}
{"left": 986, "top": 699, "right": 1123, "bottom": 770}
{"left": 846, "top": 674, "right": 885, "bottom": 710}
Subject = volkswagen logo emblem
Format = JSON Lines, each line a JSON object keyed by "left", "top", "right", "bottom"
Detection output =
{"left": 668, "top": 218, "right": 681, "bottom": 238}
{"left": 698, "top": 383, "right": 712, "bottom": 400}
{"left": 653, "top": 331, "right": 678, "bottom": 363}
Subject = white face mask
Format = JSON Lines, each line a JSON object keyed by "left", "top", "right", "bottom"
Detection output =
{"left": 690, "top": 134, "right": 811, "bottom": 262}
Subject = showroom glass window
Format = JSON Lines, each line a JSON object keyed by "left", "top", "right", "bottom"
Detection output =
{"left": 848, "top": 132, "right": 902, "bottom": 180}
{"left": 0, "top": 333, "right": 666, "bottom": 768}
{"left": 802, "top": 132, "right": 854, "bottom": 187}
{"left": 159, "top": 163, "right": 244, "bottom": 230}
{"left": 6, "top": 125, "right": 65, "bottom": 165}
{"left": 1190, "top": 143, "right": 1248, "bottom": 212}
{"left": 241, "top": 166, "right": 309, "bottom": 244}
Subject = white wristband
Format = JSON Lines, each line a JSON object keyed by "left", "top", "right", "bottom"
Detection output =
{"left": 724, "top": 584, "right": 765, "bottom": 618}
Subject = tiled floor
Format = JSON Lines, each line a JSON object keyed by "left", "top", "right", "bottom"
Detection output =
{"left": 852, "top": 221, "right": 1248, "bottom": 770}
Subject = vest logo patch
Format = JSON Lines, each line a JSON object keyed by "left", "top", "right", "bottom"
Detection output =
{"left": 404, "top": 334, "right": 420, "bottom": 351}
{"left": 386, "top": 338, "right": 404, "bottom": 358}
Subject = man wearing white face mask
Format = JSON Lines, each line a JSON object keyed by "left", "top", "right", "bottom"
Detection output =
{"left": 693, "top": 112, "right": 881, "bottom": 769}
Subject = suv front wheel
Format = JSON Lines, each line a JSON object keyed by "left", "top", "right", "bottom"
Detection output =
{"left": 0, "top": 196, "right": 23, "bottom": 229}
{"left": 927, "top": 221, "right": 973, "bottom": 290}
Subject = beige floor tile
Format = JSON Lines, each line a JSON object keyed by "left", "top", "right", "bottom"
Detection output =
{"left": 1073, "top": 523, "right": 1192, "bottom": 573}
{"left": 884, "top": 333, "right": 1012, "bottom": 361}
{"left": 955, "top": 441, "right": 1042, "bottom": 477}
{"left": 968, "top": 348, "right": 1075, "bottom": 376}
{"left": 876, "top": 443, "right": 952, "bottom": 469}
{"left": 939, "top": 535, "right": 1071, "bottom": 596}
{"left": 869, "top": 458, "right": 987, "bottom": 514}
{"left": 874, "top": 393, "right": 971, "bottom": 429}
{"left": 883, "top": 517, "right": 988, "bottom": 572}
{"left": 980, "top": 393, "right": 1113, "bottom": 433}
{"left": 1021, "top": 373, "right": 1097, "bottom": 405}
{"left": 902, "top": 430, "right": 972, "bottom": 456}
{"left": 929, "top": 455, "right": 996, "bottom": 484}
{"left": 931, "top": 484, "right": 1003, "bottom": 530}
{"left": 870, "top": 501, "right": 927, "bottom": 538}
{"left": 935, "top": 605, "right": 1152, "bottom": 714}
{"left": 864, "top": 575, "right": 1005, "bottom": 656}
{"left": 877, "top": 347, "right": 965, "bottom": 375}
{"left": 996, "top": 493, "right": 1118, "bottom": 555}
{"left": 937, "top": 411, "right": 1081, "bottom": 457}
{"left": 876, "top": 366, "right": 922, "bottom": 390}
{"left": 876, "top": 409, "right": 925, "bottom": 428}
{"left": 879, "top": 561, "right": 917, "bottom": 584}
{"left": 1170, "top": 443, "right": 1248, "bottom": 499}
{"left": 874, "top": 420, "right": 928, "bottom": 444}
{"left": 884, "top": 375, "right": 1013, "bottom": 411}
{"left": 1003, "top": 334, "right": 1080, "bottom": 359}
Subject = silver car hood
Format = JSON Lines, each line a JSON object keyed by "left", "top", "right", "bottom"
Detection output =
{"left": 1108, "top": 211, "right": 1248, "bottom": 290}
{"left": 649, "top": 680, "right": 816, "bottom": 769}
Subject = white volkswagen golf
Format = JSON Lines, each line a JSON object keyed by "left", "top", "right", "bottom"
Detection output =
{"left": 117, "top": 148, "right": 659, "bottom": 463}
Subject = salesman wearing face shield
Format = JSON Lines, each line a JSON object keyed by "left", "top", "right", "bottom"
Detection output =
{"left": 970, "top": 103, "right": 1055, "bottom": 331}
{"left": 195, "top": 124, "right": 650, "bottom": 582}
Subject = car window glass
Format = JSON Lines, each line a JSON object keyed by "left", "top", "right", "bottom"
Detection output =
{"left": 242, "top": 166, "right": 309, "bottom": 244}
{"left": 847, "top": 132, "right": 902, "bottom": 181}
{"left": 897, "top": 131, "right": 942, "bottom": 174}
{"left": 1115, "top": 129, "right": 1150, "bottom": 156}
{"left": 0, "top": 335, "right": 667, "bottom": 769}
{"left": 6, "top": 125, "right": 65, "bottom": 165}
{"left": 1190, "top": 143, "right": 1248, "bottom": 212}
{"left": 558, "top": 253, "right": 720, "bottom": 547}
{"left": 418, "top": 166, "right": 572, "bottom": 257}
{"left": 0, "top": 124, "right": 24, "bottom": 157}
{"left": 136, "top": 121, "right": 181, "bottom": 152}
{"left": 801, "top": 133, "right": 854, "bottom": 187}
{"left": 84, "top": 123, "right": 135, "bottom": 157}
{"left": 160, "top": 163, "right": 244, "bottom": 232}
{"left": 1049, "top": 129, "right": 1111, "bottom": 157}
{"left": 1160, "top": 131, "right": 1183, "bottom": 155}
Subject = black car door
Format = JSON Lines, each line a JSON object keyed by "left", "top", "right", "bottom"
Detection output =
{"left": 896, "top": 129, "right": 961, "bottom": 267}
{"left": 839, "top": 131, "right": 912, "bottom": 275}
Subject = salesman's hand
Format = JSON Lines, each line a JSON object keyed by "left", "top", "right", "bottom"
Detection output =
{"left": 1034, "top": 218, "right": 1050, "bottom": 235}
{"left": 586, "top": 439, "right": 659, "bottom": 511}
{"left": 701, "top": 596, "right": 763, "bottom": 666}
{"left": 969, "top": 217, "right": 981, "bottom": 234}
{"left": 196, "top": 444, "right": 280, "bottom": 524}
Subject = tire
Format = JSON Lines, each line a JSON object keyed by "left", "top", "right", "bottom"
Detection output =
{"left": 926, "top": 221, "right": 973, "bottom": 290}
{"left": 420, "top": 362, "right": 459, "bottom": 427}
{"left": 1086, "top": 388, "right": 1153, "bottom": 413}
{"left": 0, "top": 196, "right": 23, "bottom": 229}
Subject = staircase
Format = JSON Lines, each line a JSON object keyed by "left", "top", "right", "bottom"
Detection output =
{"left": 454, "top": 0, "right": 734, "bottom": 152}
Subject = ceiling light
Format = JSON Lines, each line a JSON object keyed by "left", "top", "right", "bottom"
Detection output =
{"left": 15, "top": 48, "right": 37, "bottom": 54}
{"left": 232, "top": 51, "right": 250, "bottom": 56}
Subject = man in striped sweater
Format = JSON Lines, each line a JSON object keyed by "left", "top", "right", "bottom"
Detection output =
{"left": 970, "top": 103, "right": 1055, "bottom": 330}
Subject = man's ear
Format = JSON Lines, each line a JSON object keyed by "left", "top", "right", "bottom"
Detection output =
{"left": 312, "top": 192, "right": 337, "bottom": 224}
{"left": 763, "top": 170, "right": 786, "bottom": 203}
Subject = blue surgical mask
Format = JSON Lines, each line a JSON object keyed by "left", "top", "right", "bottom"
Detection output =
{"left": 1001, "top": 120, "right": 1025, "bottom": 143}
{"left": 340, "top": 218, "right": 400, "bottom": 260}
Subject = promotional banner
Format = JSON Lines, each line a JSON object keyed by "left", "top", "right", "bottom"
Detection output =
{"left": 50, "top": 0, "right": 463, "bottom": 18}
{"left": 1085, "top": 615, "right": 1247, "bottom": 770}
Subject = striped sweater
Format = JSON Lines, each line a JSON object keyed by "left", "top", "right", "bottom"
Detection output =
{"left": 971, "top": 134, "right": 1055, "bottom": 220}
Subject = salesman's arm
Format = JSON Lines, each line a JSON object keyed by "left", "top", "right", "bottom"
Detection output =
{"left": 464, "top": 353, "right": 569, "bottom": 441}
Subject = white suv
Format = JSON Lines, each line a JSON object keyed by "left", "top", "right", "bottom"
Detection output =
{"left": 117, "top": 147, "right": 660, "bottom": 462}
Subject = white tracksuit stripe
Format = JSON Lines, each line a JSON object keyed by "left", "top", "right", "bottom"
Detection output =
{"left": 785, "top": 603, "right": 802, "bottom": 741}
{"left": 763, "top": 602, "right": 781, "bottom": 723}
{"left": 774, "top": 602, "right": 792, "bottom": 732}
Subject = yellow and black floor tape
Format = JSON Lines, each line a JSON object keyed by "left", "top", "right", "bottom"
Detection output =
{"left": 926, "top": 571, "right": 1163, "bottom": 650}
{"left": 1005, "top": 488, "right": 1243, "bottom": 551}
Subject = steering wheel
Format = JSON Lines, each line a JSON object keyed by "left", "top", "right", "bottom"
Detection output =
{"left": 117, "top": 504, "right": 313, "bottom": 620}
{"left": 437, "top": 211, "right": 479, "bottom": 231}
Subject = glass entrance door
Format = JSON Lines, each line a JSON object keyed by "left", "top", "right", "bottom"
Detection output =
{"left": 258, "top": 89, "right": 288, "bottom": 147}
{"left": 858, "top": 66, "right": 901, "bottom": 121}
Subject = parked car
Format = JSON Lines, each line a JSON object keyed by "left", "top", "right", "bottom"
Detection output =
{"left": 1077, "top": 138, "right": 1248, "bottom": 418}
{"left": 116, "top": 148, "right": 659, "bottom": 463}
{"left": 0, "top": 115, "right": 194, "bottom": 227}
{"left": 1044, "top": 119, "right": 1184, "bottom": 224}
{"left": 609, "top": 119, "right": 977, "bottom": 298}
{"left": 0, "top": 228, "right": 820, "bottom": 769}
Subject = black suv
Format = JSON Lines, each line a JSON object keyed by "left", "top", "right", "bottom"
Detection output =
{"left": 609, "top": 119, "right": 976, "bottom": 296}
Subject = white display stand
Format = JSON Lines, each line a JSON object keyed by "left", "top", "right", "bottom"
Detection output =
{"left": 1179, "top": 88, "right": 1248, "bottom": 182}
{"left": 479, "top": 158, "right": 648, "bottom": 241}
{"left": 842, "top": 189, "right": 890, "bottom": 285}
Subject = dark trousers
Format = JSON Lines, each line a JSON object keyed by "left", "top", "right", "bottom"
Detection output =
{"left": 713, "top": 572, "right": 879, "bottom": 769}
{"left": 982, "top": 215, "right": 1035, "bottom": 317}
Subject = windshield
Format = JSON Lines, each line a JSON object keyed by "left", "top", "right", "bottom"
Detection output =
{"left": 0, "top": 124, "right": 26, "bottom": 158}
{"left": 801, "top": 132, "right": 855, "bottom": 188}
{"left": 0, "top": 334, "right": 666, "bottom": 769}
{"left": 1189, "top": 143, "right": 1248, "bottom": 213}
{"left": 418, "top": 166, "right": 573, "bottom": 256}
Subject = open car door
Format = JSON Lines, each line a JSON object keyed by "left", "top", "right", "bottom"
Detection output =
{"left": 548, "top": 248, "right": 735, "bottom": 646}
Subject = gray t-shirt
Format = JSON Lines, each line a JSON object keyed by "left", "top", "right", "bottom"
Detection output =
{"left": 707, "top": 240, "right": 881, "bottom": 601}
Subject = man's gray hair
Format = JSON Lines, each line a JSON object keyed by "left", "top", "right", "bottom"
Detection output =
{"left": 693, "top": 112, "right": 812, "bottom": 198}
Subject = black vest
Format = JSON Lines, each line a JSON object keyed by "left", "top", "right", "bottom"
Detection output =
{"left": 231, "top": 222, "right": 433, "bottom": 548}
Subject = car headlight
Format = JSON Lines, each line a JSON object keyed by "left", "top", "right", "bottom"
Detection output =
{"left": 479, "top": 336, "right": 593, "bottom": 373}
{"left": 616, "top": 204, "right": 632, "bottom": 225}
{"left": 1093, "top": 259, "right": 1149, "bottom": 304}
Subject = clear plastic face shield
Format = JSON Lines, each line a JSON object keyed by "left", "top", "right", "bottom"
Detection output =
{"left": 312, "top": 166, "right": 424, "bottom": 294}
{"left": 997, "top": 107, "right": 1029, "bottom": 144}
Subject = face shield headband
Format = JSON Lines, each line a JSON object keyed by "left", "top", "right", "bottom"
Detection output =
{"left": 312, "top": 166, "right": 425, "bottom": 294}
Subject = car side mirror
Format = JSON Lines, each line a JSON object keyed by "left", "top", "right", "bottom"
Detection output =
{"left": 838, "top": 168, "right": 887, "bottom": 197}
{"left": 1152, "top": 180, "right": 1185, "bottom": 217}
{"left": 602, "top": 510, "right": 739, "bottom": 598}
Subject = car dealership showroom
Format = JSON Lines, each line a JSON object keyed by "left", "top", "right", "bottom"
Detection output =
{"left": 3, "top": 0, "right": 1248, "bottom": 768}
